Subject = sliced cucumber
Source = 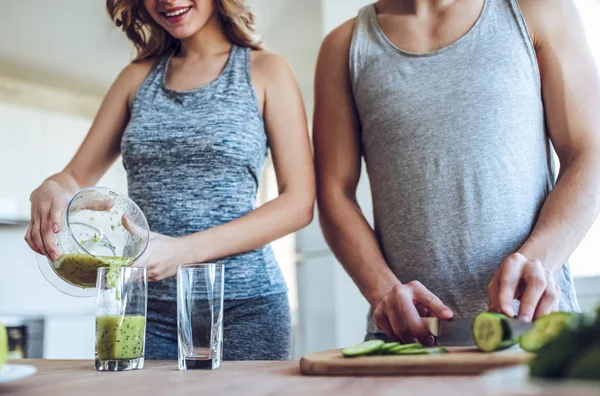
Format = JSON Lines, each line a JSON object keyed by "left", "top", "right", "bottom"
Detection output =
{"left": 529, "top": 313, "right": 586, "bottom": 378}
{"left": 388, "top": 343, "right": 422, "bottom": 354}
{"left": 379, "top": 342, "right": 401, "bottom": 353}
{"left": 473, "top": 312, "right": 517, "bottom": 352}
{"left": 341, "top": 340, "right": 385, "bottom": 357}
{"left": 393, "top": 347, "right": 448, "bottom": 355}
{"left": 519, "top": 312, "right": 573, "bottom": 352}
{"left": 0, "top": 321, "right": 7, "bottom": 370}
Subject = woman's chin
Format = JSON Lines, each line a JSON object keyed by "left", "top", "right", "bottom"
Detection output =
{"left": 167, "top": 27, "right": 196, "bottom": 40}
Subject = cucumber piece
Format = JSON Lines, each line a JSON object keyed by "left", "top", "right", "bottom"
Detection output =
{"left": 519, "top": 312, "right": 573, "bottom": 352}
{"left": 0, "top": 321, "right": 7, "bottom": 370}
{"left": 342, "top": 340, "right": 385, "bottom": 357}
{"left": 388, "top": 343, "right": 422, "bottom": 354}
{"left": 529, "top": 313, "right": 590, "bottom": 379}
{"left": 394, "top": 347, "right": 448, "bottom": 355}
{"left": 473, "top": 312, "right": 518, "bottom": 352}
{"left": 566, "top": 342, "right": 600, "bottom": 381}
{"left": 379, "top": 342, "right": 401, "bottom": 353}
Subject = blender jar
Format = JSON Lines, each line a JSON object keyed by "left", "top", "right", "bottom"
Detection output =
{"left": 37, "top": 187, "right": 150, "bottom": 297}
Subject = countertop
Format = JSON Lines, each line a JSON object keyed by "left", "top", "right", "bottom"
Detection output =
{"left": 1, "top": 359, "right": 599, "bottom": 396}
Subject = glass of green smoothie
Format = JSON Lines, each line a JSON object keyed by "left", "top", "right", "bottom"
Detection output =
{"left": 37, "top": 187, "right": 150, "bottom": 297}
{"left": 95, "top": 266, "right": 147, "bottom": 372}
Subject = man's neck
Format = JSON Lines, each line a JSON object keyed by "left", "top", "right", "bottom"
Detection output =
{"left": 377, "top": 0, "right": 459, "bottom": 15}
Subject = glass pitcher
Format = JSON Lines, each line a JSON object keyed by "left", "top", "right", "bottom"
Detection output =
{"left": 37, "top": 187, "right": 150, "bottom": 297}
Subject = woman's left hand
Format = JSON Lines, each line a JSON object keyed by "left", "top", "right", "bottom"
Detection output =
{"left": 122, "top": 215, "right": 188, "bottom": 282}
{"left": 134, "top": 232, "right": 185, "bottom": 282}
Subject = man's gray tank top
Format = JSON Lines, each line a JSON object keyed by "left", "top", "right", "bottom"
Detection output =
{"left": 121, "top": 44, "right": 287, "bottom": 302}
{"left": 349, "top": 0, "right": 581, "bottom": 334}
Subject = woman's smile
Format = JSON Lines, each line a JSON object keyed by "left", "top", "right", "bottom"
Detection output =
{"left": 160, "top": 5, "right": 193, "bottom": 24}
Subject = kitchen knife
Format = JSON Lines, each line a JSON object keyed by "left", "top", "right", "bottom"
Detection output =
{"left": 421, "top": 316, "right": 535, "bottom": 347}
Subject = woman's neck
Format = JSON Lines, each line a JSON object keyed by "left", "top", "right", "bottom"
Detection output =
{"left": 178, "top": 13, "right": 231, "bottom": 59}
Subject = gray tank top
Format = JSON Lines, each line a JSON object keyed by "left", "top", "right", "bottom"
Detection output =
{"left": 121, "top": 44, "right": 287, "bottom": 302}
{"left": 349, "top": 0, "right": 580, "bottom": 333}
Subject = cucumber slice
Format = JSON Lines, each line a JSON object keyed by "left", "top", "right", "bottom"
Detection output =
{"left": 342, "top": 340, "right": 385, "bottom": 357}
{"left": 394, "top": 347, "right": 448, "bottom": 355}
{"left": 379, "top": 342, "right": 400, "bottom": 353}
{"left": 473, "top": 312, "right": 517, "bottom": 352}
{"left": 388, "top": 343, "right": 422, "bottom": 354}
{"left": 0, "top": 321, "right": 7, "bottom": 370}
{"left": 519, "top": 312, "right": 573, "bottom": 352}
{"left": 530, "top": 312, "right": 597, "bottom": 379}
{"left": 529, "top": 313, "right": 585, "bottom": 378}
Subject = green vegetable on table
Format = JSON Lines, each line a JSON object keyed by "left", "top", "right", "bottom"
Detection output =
{"left": 472, "top": 311, "right": 573, "bottom": 354}
{"left": 341, "top": 340, "right": 446, "bottom": 358}
{"left": 529, "top": 306, "right": 600, "bottom": 381}
{"left": 472, "top": 312, "right": 518, "bottom": 352}
{"left": 519, "top": 311, "right": 573, "bottom": 352}
{"left": 0, "top": 321, "right": 7, "bottom": 370}
{"left": 342, "top": 340, "right": 384, "bottom": 357}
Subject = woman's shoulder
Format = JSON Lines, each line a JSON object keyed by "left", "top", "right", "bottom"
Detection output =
{"left": 248, "top": 49, "right": 296, "bottom": 85}
{"left": 120, "top": 57, "right": 160, "bottom": 87}
{"left": 114, "top": 57, "right": 161, "bottom": 107}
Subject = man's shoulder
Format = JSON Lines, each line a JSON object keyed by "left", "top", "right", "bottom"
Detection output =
{"left": 319, "top": 18, "right": 357, "bottom": 58}
{"left": 517, "top": 0, "right": 581, "bottom": 47}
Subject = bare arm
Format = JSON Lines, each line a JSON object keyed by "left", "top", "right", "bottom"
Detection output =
{"left": 313, "top": 21, "right": 451, "bottom": 344}
{"left": 313, "top": 21, "right": 397, "bottom": 307}
{"left": 25, "top": 61, "right": 154, "bottom": 259}
{"left": 489, "top": 0, "right": 600, "bottom": 319}
{"left": 176, "top": 52, "right": 315, "bottom": 264}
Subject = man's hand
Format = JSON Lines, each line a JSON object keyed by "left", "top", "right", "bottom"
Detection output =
{"left": 373, "top": 281, "right": 454, "bottom": 346}
{"left": 487, "top": 253, "right": 560, "bottom": 322}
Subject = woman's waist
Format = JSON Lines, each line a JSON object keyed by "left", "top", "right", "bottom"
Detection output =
{"left": 147, "top": 248, "right": 286, "bottom": 301}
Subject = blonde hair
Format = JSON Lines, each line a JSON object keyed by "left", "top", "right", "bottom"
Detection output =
{"left": 106, "top": 0, "right": 262, "bottom": 62}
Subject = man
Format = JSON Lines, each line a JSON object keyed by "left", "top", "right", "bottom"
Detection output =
{"left": 313, "top": 0, "right": 600, "bottom": 345}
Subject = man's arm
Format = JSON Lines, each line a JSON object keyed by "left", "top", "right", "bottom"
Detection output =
{"left": 489, "top": 0, "right": 600, "bottom": 320}
{"left": 313, "top": 20, "right": 452, "bottom": 344}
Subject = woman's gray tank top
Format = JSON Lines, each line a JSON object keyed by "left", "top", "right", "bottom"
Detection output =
{"left": 349, "top": 0, "right": 580, "bottom": 333}
{"left": 121, "top": 44, "right": 287, "bottom": 301}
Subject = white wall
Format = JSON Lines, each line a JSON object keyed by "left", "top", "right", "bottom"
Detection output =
{"left": 294, "top": 0, "right": 375, "bottom": 358}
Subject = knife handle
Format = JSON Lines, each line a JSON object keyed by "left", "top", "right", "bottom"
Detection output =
{"left": 421, "top": 317, "right": 439, "bottom": 336}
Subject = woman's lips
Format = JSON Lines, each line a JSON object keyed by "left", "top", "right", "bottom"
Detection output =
{"left": 161, "top": 6, "right": 192, "bottom": 24}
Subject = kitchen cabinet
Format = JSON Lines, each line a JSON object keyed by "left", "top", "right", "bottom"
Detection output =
{"left": 0, "top": 102, "right": 128, "bottom": 221}
{"left": 43, "top": 315, "right": 95, "bottom": 359}
{"left": 0, "top": 103, "right": 44, "bottom": 219}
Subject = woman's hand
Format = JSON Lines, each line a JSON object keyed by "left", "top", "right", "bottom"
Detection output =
{"left": 26, "top": 179, "right": 115, "bottom": 260}
{"left": 132, "top": 232, "right": 187, "bottom": 282}
{"left": 25, "top": 180, "right": 73, "bottom": 260}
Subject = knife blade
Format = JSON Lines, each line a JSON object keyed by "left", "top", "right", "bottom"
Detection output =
{"left": 421, "top": 316, "right": 535, "bottom": 347}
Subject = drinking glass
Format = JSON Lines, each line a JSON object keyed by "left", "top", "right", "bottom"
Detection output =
{"left": 95, "top": 266, "right": 147, "bottom": 372}
{"left": 177, "top": 263, "right": 224, "bottom": 370}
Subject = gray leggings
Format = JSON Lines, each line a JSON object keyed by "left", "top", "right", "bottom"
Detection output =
{"left": 144, "top": 292, "right": 291, "bottom": 360}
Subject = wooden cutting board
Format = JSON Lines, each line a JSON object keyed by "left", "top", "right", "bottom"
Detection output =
{"left": 300, "top": 347, "right": 534, "bottom": 376}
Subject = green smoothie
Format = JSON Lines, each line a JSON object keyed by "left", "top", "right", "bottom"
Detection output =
{"left": 54, "top": 254, "right": 134, "bottom": 288}
{"left": 96, "top": 315, "right": 145, "bottom": 360}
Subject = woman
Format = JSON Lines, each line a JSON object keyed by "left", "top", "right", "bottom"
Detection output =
{"left": 25, "top": 0, "right": 315, "bottom": 360}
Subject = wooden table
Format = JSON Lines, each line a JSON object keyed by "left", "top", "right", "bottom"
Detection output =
{"left": 1, "top": 359, "right": 598, "bottom": 396}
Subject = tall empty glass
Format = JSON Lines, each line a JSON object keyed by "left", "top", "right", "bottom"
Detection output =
{"left": 177, "top": 263, "right": 224, "bottom": 370}
{"left": 95, "top": 266, "right": 147, "bottom": 372}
